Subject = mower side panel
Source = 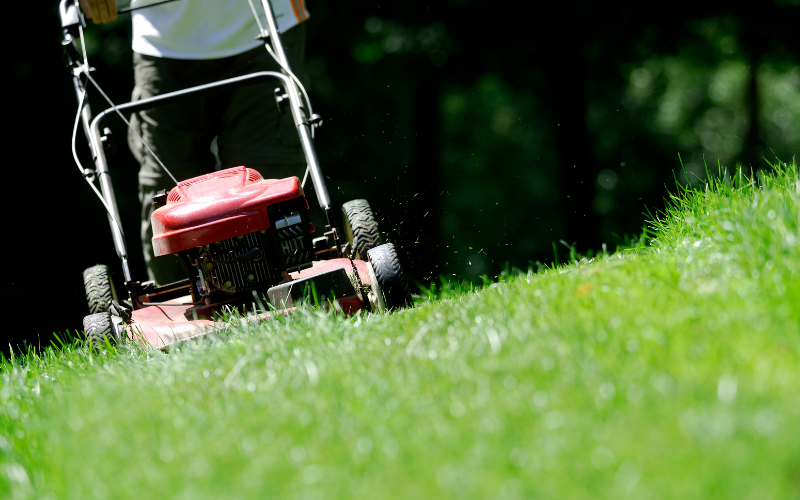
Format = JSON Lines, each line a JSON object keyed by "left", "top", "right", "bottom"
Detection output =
{"left": 127, "top": 258, "right": 371, "bottom": 349}
{"left": 291, "top": 258, "right": 371, "bottom": 286}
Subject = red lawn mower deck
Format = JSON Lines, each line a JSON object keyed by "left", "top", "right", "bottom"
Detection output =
{"left": 126, "top": 258, "right": 372, "bottom": 349}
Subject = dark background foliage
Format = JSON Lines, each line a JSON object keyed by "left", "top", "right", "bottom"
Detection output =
{"left": 4, "top": 0, "right": 798, "bottom": 351}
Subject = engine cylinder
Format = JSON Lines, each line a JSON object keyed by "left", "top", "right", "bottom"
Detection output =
{"left": 200, "top": 230, "right": 280, "bottom": 294}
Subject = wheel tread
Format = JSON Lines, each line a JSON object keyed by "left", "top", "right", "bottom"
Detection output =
{"left": 367, "top": 243, "right": 411, "bottom": 310}
{"left": 83, "top": 265, "right": 115, "bottom": 315}
{"left": 82, "top": 313, "right": 116, "bottom": 349}
{"left": 342, "top": 199, "right": 383, "bottom": 260}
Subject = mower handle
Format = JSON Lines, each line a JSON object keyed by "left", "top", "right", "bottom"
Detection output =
{"left": 60, "top": 0, "right": 183, "bottom": 23}
{"left": 90, "top": 70, "right": 331, "bottom": 210}
{"left": 118, "top": 0, "right": 182, "bottom": 15}
{"left": 91, "top": 72, "right": 290, "bottom": 121}
{"left": 88, "top": 71, "right": 329, "bottom": 277}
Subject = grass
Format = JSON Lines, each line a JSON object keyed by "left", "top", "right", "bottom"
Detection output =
{"left": 2, "top": 159, "right": 800, "bottom": 499}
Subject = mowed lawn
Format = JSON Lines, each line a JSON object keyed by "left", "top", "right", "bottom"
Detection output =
{"left": 2, "top": 161, "right": 799, "bottom": 499}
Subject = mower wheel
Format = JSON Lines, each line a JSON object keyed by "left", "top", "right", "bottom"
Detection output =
{"left": 342, "top": 199, "right": 383, "bottom": 260}
{"left": 83, "top": 264, "right": 117, "bottom": 315}
{"left": 366, "top": 243, "right": 411, "bottom": 311}
{"left": 83, "top": 312, "right": 117, "bottom": 349}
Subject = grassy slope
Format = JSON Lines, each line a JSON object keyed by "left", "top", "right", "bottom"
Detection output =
{"left": 2, "top": 162, "right": 799, "bottom": 499}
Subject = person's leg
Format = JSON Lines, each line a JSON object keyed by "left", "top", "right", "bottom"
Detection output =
{"left": 129, "top": 52, "right": 218, "bottom": 285}
{"left": 215, "top": 23, "right": 308, "bottom": 180}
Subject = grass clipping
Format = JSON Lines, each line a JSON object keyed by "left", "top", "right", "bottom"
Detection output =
{"left": 1, "top": 160, "right": 799, "bottom": 499}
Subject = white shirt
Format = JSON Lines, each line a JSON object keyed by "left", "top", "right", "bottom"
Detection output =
{"left": 131, "top": 0, "right": 309, "bottom": 60}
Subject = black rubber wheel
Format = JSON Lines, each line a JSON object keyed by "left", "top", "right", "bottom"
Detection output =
{"left": 83, "top": 312, "right": 117, "bottom": 349}
{"left": 342, "top": 199, "right": 383, "bottom": 260}
{"left": 366, "top": 243, "right": 411, "bottom": 311}
{"left": 83, "top": 264, "right": 117, "bottom": 315}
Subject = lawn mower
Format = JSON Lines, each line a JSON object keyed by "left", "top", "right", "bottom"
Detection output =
{"left": 59, "top": 0, "right": 412, "bottom": 349}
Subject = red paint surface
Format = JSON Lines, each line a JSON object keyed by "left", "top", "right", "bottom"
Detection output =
{"left": 337, "top": 295, "right": 365, "bottom": 315}
{"left": 151, "top": 167, "right": 307, "bottom": 255}
{"left": 128, "top": 258, "right": 370, "bottom": 349}
{"left": 292, "top": 258, "right": 371, "bottom": 287}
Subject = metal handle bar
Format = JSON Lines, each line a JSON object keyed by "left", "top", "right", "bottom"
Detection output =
{"left": 59, "top": 0, "right": 182, "bottom": 20}
{"left": 91, "top": 71, "right": 291, "bottom": 126}
{"left": 88, "top": 71, "right": 329, "bottom": 282}
{"left": 118, "top": 0, "right": 181, "bottom": 15}
{"left": 61, "top": 0, "right": 333, "bottom": 217}
{"left": 87, "top": 71, "right": 288, "bottom": 282}
{"left": 257, "top": 0, "right": 334, "bottom": 229}
{"left": 90, "top": 69, "right": 331, "bottom": 215}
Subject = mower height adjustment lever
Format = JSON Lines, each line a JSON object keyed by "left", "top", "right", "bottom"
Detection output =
{"left": 110, "top": 300, "right": 132, "bottom": 323}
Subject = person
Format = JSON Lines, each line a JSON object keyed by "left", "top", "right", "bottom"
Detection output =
{"left": 78, "top": 0, "right": 310, "bottom": 285}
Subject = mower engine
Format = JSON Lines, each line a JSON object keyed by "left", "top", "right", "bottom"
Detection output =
{"left": 197, "top": 218, "right": 311, "bottom": 293}
{"left": 151, "top": 166, "right": 321, "bottom": 299}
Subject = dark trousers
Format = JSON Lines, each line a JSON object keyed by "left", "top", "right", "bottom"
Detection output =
{"left": 128, "top": 24, "right": 307, "bottom": 285}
